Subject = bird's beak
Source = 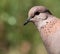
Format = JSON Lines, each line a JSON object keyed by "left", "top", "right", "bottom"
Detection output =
{"left": 24, "top": 18, "right": 30, "bottom": 25}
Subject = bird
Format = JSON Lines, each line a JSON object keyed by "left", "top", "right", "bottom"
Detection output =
{"left": 24, "top": 6, "right": 60, "bottom": 54}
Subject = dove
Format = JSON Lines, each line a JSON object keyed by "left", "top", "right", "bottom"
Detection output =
{"left": 24, "top": 6, "right": 60, "bottom": 54}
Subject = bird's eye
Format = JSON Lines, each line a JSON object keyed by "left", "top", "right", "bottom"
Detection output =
{"left": 34, "top": 11, "right": 40, "bottom": 15}
{"left": 31, "top": 12, "right": 40, "bottom": 18}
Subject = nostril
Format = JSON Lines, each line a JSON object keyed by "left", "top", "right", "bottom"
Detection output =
{"left": 32, "top": 15, "right": 34, "bottom": 18}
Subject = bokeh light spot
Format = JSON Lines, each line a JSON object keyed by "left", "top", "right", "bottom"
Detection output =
{"left": 8, "top": 16, "right": 16, "bottom": 25}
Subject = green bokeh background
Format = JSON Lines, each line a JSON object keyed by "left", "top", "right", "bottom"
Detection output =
{"left": 0, "top": 0, "right": 60, "bottom": 54}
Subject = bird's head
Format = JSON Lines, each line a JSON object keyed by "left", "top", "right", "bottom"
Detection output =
{"left": 24, "top": 6, "right": 52, "bottom": 25}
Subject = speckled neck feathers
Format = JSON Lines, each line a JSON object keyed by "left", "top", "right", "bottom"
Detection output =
{"left": 37, "top": 16, "right": 60, "bottom": 37}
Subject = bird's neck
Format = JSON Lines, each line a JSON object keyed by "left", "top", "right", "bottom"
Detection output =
{"left": 36, "top": 15, "right": 58, "bottom": 40}
{"left": 35, "top": 16, "right": 60, "bottom": 54}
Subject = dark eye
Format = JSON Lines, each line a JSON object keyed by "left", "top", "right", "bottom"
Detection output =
{"left": 31, "top": 12, "right": 40, "bottom": 18}
{"left": 34, "top": 12, "right": 40, "bottom": 15}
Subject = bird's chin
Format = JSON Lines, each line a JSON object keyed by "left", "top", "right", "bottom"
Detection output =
{"left": 33, "top": 22, "right": 38, "bottom": 27}
{"left": 30, "top": 18, "right": 36, "bottom": 22}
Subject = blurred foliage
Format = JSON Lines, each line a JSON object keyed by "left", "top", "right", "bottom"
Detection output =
{"left": 0, "top": 0, "right": 60, "bottom": 54}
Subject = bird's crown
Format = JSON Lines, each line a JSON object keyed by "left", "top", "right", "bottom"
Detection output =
{"left": 28, "top": 6, "right": 52, "bottom": 18}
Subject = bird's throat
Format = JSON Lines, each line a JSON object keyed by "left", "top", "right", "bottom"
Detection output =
{"left": 36, "top": 17, "right": 59, "bottom": 41}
